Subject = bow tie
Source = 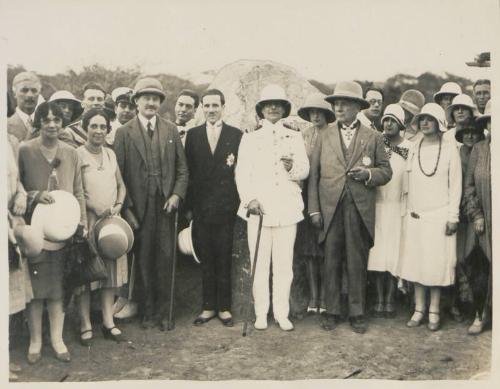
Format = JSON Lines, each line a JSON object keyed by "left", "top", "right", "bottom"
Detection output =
{"left": 341, "top": 120, "right": 358, "bottom": 131}
{"left": 178, "top": 129, "right": 186, "bottom": 137}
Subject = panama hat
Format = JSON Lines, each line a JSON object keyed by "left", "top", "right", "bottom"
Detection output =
{"left": 325, "top": 81, "right": 370, "bottom": 109}
{"left": 411, "top": 103, "right": 447, "bottom": 133}
{"left": 178, "top": 222, "right": 200, "bottom": 264}
{"left": 433, "top": 82, "right": 462, "bottom": 103}
{"left": 49, "top": 90, "right": 84, "bottom": 122}
{"left": 381, "top": 104, "right": 405, "bottom": 129}
{"left": 298, "top": 93, "right": 335, "bottom": 123}
{"left": 94, "top": 216, "right": 134, "bottom": 260}
{"left": 454, "top": 118, "right": 484, "bottom": 143}
{"left": 255, "top": 84, "right": 292, "bottom": 119}
{"left": 445, "top": 94, "right": 476, "bottom": 126}
{"left": 132, "top": 77, "right": 166, "bottom": 103}
{"left": 398, "top": 89, "right": 425, "bottom": 116}
{"left": 13, "top": 225, "right": 44, "bottom": 258}
{"left": 476, "top": 99, "right": 491, "bottom": 129}
{"left": 31, "top": 190, "right": 81, "bottom": 242}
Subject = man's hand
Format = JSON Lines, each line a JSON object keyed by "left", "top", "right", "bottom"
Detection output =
{"left": 445, "top": 222, "right": 458, "bottom": 236}
{"left": 347, "top": 167, "right": 370, "bottom": 182}
{"left": 37, "top": 191, "right": 55, "bottom": 205}
{"left": 310, "top": 214, "right": 323, "bottom": 229}
{"left": 12, "top": 193, "right": 27, "bottom": 216}
{"left": 247, "top": 199, "right": 264, "bottom": 216}
{"left": 164, "top": 194, "right": 180, "bottom": 213}
{"left": 473, "top": 218, "right": 485, "bottom": 235}
{"left": 123, "top": 208, "right": 140, "bottom": 230}
{"left": 281, "top": 156, "right": 294, "bottom": 172}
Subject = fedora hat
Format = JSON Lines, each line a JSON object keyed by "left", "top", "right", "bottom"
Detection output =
{"left": 298, "top": 93, "right": 335, "bottom": 123}
{"left": 454, "top": 118, "right": 484, "bottom": 143}
{"left": 433, "top": 82, "right": 462, "bottom": 103}
{"left": 476, "top": 99, "right": 491, "bottom": 129}
{"left": 178, "top": 222, "right": 200, "bottom": 264}
{"left": 49, "top": 90, "right": 84, "bottom": 122}
{"left": 13, "top": 225, "right": 44, "bottom": 258}
{"left": 445, "top": 94, "right": 476, "bottom": 125}
{"left": 132, "top": 77, "right": 165, "bottom": 103}
{"left": 325, "top": 81, "right": 370, "bottom": 109}
{"left": 255, "top": 84, "right": 292, "bottom": 119}
{"left": 94, "top": 216, "right": 134, "bottom": 260}
{"left": 399, "top": 89, "right": 425, "bottom": 116}
{"left": 381, "top": 104, "right": 405, "bottom": 129}
{"left": 31, "top": 190, "right": 81, "bottom": 242}
{"left": 411, "top": 103, "right": 447, "bottom": 133}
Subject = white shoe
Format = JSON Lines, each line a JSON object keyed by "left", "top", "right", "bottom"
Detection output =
{"left": 276, "top": 318, "right": 294, "bottom": 331}
{"left": 113, "top": 297, "right": 128, "bottom": 314}
{"left": 114, "top": 301, "right": 138, "bottom": 319}
{"left": 254, "top": 316, "right": 268, "bottom": 330}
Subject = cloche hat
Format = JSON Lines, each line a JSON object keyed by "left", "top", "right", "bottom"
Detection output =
{"left": 445, "top": 94, "right": 476, "bottom": 126}
{"left": 454, "top": 118, "right": 484, "bottom": 143}
{"left": 433, "top": 82, "right": 462, "bottom": 103}
{"left": 325, "top": 81, "right": 370, "bottom": 109}
{"left": 255, "top": 84, "right": 292, "bottom": 119}
{"left": 298, "top": 93, "right": 335, "bottom": 123}
{"left": 93, "top": 216, "right": 134, "bottom": 260}
{"left": 476, "top": 99, "right": 491, "bottom": 129}
{"left": 49, "top": 90, "right": 84, "bottom": 122}
{"left": 398, "top": 89, "right": 425, "bottom": 116}
{"left": 178, "top": 222, "right": 200, "bottom": 264}
{"left": 411, "top": 103, "right": 447, "bottom": 133}
{"left": 381, "top": 104, "right": 405, "bottom": 129}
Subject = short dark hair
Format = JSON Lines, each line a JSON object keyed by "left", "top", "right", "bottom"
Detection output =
{"left": 177, "top": 89, "right": 200, "bottom": 108}
{"left": 473, "top": 79, "right": 491, "bottom": 90}
{"left": 81, "top": 108, "right": 112, "bottom": 133}
{"left": 201, "top": 89, "right": 225, "bottom": 106}
{"left": 82, "top": 82, "right": 106, "bottom": 98}
{"left": 364, "top": 86, "right": 384, "bottom": 100}
{"left": 33, "top": 101, "right": 66, "bottom": 129}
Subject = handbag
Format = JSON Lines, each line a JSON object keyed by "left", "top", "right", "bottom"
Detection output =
{"left": 64, "top": 239, "right": 107, "bottom": 288}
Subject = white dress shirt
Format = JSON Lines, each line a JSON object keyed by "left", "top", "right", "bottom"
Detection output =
{"left": 138, "top": 114, "right": 157, "bottom": 134}
{"left": 206, "top": 120, "right": 223, "bottom": 153}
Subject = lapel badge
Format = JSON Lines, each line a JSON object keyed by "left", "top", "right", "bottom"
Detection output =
{"left": 226, "top": 153, "right": 235, "bottom": 167}
{"left": 169, "top": 139, "right": 173, "bottom": 143}
{"left": 362, "top": 156, "right": 371, "bottom": 166}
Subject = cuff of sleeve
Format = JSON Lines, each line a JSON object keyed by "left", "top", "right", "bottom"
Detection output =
{"left": 309, "top": 212, "right": 321, "bottom": 217}
{"left": 364, "top": 169, "right": 373, "bottom": 186}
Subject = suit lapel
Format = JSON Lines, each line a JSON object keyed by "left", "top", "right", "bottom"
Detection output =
{"left": 325, "top": 122, "right": 347, "bottom": 168}
{"left": 213, "top": 123, "right": 230, "bottom": 161}
{"left": 157, "top": 117, "right": 167, "bottom": 161}
{"left": 346, "top": 124, "right": 369, "bottom": 171}
{"left": 130, "top": 117, "right": 147, "bottom": 164}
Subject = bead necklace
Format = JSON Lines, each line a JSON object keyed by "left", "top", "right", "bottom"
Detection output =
{"left": 85, "top": 145, "right": 104, "bottom": 171}
{"left": 417, "top": 136, "right": 442, "bottom": 177}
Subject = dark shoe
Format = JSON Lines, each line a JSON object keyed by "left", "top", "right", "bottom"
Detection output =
{"left": 141, "top": 316, "right": 155, "bottom": 329}
{"left": 159, "top": 318, "right": 175, "bottom": 331}
{"left": 218, "top": 314, "right": 234, "bottom": 327}
{"left": 350, "top": 316, "right": 367, "bottom": 334}
{"left": 102, "top": 326, "right": 124, "bottom": 342}
{"left": 79, "top": 329, "right": 93, "bottom": 347}
{"left": 384, "top": 303, "right": 397, "bottom": 319}
{"left": 373, "top": 302, "right": 385, "bottom": 318}
{"left": 450, "top": 306, "right": 464, "bottom": 323}
{"left": 27, "top": 352, "right": 41, "bottom": 365}
{"left": 54, "top": 351, "right": 71, "bottom": 363}
{"left": 428, "top": 311, "right": 440, "bottom": 331}
{"left": 193, "top": 313, "right": 217, "bottom": 326}
{"left": 320, "top": 314, "right": 338, "bottom": 331}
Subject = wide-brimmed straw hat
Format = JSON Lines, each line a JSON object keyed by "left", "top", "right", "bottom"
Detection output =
{"left": 94, "top": 216, "right": 134, "bottom": 260}
{"left": 455, "top": 118, "right": 484, "bottom": 143}
{"left": 433, "top": 82, "right": 462, "bottom": 103}
{"left": 381, "top": 104, "right": 405, "bottom": 129}
{"left": 445, "top": 94, "right": 476, "bottom": 126}
{"left": 325, "top": 81, "right": 370, "bottom": 109}
{"left": 411, "top": 103, "right": 447, "bottom": 133}
{"left": 178, "top": 222, "right": 200, "bottom": 264}
{"left": 298, "top": 93, "right": 335, "bottom": 123}
{"left": 13, "top": 225, "right": 44, "bottom": 258}
{"left": 132, "top": 77, "right": 166, "bottom": 103}
{"left": 49, "top": 90, "right": 84, "bottom": 122}
{"left": 31, "top": 190, "right": 81, "bottom": 243}
{"left": 255, "top": 84, "right": 292, "bottom": 119}
{"left": 398, "top": 89, "right": 425, "bottom": 116}
{"left": 476, "top": 99, "right": 491, "bottom": 129}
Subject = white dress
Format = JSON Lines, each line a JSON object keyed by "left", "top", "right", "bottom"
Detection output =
{"left": 396, "top": 139, "right": 462, "bottom": 286}
{"left": 368, "top": 139, "right": 411, "bottom": 274}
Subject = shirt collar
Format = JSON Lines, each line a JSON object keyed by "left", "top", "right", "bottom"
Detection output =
{"left": 16, "top": 107, "right": 34, "bottom": 127}
{"left": 206, "top": 120, "right": 223, "bottom": 129}
{"left": 138, "top": 113, "right": 157, "bottom": 131}
{"left": 339, "top": 119, "right": 359, "bottom": 131}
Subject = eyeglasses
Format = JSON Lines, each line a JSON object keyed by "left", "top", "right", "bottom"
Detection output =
{"left": 368, "top": 99, "right": 383, "bottom": 106}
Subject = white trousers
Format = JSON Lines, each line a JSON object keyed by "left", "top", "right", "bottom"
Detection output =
{"left": 247, "top": 219, "right": 297, "bottom": 320}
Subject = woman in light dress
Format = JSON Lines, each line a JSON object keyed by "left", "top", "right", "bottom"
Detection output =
{"left": 76, "top": 108, "right": 127, "bottom": 345}
{"left": 397, "top": 103, "right": 461, "bottom": 331}
{"left": 368, "top": 104, "right": 411, "bottom": 318}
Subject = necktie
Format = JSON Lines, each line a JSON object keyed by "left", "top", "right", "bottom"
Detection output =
{"left": 27, "top": 117, "right": 33, "bottom": 130}
{"left": 147, "top": 121, "right": 154, "bottom": 139}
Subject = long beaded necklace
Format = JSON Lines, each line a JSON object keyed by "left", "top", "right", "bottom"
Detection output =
{"left": 417, "top": 136, "right": 442, "bottom": 177}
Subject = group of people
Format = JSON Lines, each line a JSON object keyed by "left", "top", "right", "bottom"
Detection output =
{"left": 7, "top": 70, "right": 492, "bottom": 374}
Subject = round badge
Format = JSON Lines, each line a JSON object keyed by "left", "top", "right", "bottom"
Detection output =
{"left": 362, "top": 156, "right": 372, "bottom": 166}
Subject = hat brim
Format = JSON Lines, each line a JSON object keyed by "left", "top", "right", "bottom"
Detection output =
{"left": 445, "top": 104, "right": 475, "bottom": 126}
{"left": 433, "top": 91, "right": 459, "bottom": 103}
{"left": 255, "top": 99, "right": 291, "bottom": 119}
{"left": 52, "top": 98, "right": 84, "bottom": 122}
{"left": 324, "top": 95, "right": 370, "bottom": 110}
{"left": 476, "top": 114, "right": 491, "bottom": 129}
{"left": 94, "top": 216, "right": 134, "bottom": 256}
{"left": 455, "top": 127, "right": 485, "bottom": 143}
{"left": 133, "top": 89, "right": 166, "bottom": 103}
{"left": 399, "top": 101, "right": 421, "bottom": 116}
{"left": 297, "top": 106, "right": 335, "bottom": 123}
{"left": 381, "top": 114, "right": 404, "bottom": 129}
{"left": 411, "top": 113, "right": 447, "bottom": 133}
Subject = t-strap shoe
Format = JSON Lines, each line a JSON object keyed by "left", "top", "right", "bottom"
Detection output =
{"left": 428, "top": 311, "right": 440, "bottom": 331}
{"left": 406, "top": 310, "right": 425, "bottom": 328}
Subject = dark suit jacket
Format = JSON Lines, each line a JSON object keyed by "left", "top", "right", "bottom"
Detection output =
{"left": 114, "top": 115, "right": 189, "bottom": 223}
{"left": 308, "top": 121, "right": 392, "bottom": 244}
{"left": 185, "top": 122, "right": 242, "bottom": 224}
{"left": 8, "top": 112, "right": 31, "bottom": 142}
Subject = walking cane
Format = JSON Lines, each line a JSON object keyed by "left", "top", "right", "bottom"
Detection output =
{"left": 167, "top": 210, "right": 179, "bottom": 331}
{"left": 242, "top": 212, "right": 264, "bottom": 337}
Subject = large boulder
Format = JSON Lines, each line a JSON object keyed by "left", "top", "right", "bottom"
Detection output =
{"left": 195, "top": 59, "right": 321, "bottom": 132}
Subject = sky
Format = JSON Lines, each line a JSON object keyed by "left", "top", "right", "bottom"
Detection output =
{"left": 0, "top": 0, "right": 498, "bottom": 84}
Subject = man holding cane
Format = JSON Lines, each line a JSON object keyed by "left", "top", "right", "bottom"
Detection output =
{"left": 235, "top": 84, "right": 309, "bottom": 331}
